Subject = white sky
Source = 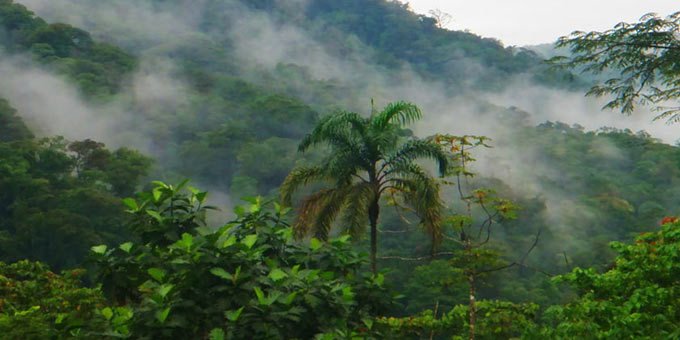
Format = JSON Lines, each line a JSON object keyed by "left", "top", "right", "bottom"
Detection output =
{"left": 407, "top": 1, "right": 679, "bottom": 46}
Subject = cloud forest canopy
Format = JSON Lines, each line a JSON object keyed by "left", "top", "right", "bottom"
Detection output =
{"left": 0, "top": 0, "right": 679, "bottom": 338}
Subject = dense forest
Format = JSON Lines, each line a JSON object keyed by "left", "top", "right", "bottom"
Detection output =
{"left": 0, "top": 0, "right": 679, "bottom": 338}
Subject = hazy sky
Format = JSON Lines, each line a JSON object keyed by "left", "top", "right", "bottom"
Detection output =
{"left": 408, "top": 1, "right": 678, "bottom": 46}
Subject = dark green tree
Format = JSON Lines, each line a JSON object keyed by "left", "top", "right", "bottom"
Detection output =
{"left": 553, "top": 11, "right": 680, "bottom": 122}
{"left": 280, "top": 101, "right": 448, "bottom": 273}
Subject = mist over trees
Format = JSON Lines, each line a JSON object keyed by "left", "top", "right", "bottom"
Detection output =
{"left": 1, "top": 0, "right": 679, "bottom": 338}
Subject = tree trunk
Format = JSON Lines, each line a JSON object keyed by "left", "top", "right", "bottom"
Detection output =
{"left": 468, "top": 272, "right": 476, "bottom": 340}
{"left": 368, "top": 198, "right": 380, "bottom": 274}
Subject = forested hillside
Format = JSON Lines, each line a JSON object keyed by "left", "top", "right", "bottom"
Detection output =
{"left": 1, "top": 0, "right": 679, "bottom": 338}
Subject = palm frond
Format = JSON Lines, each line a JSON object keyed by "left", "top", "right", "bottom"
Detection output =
{"left": 312, "top": 187, "right": 350, "bottom": 240}
{"left": 299, "top": 111, "right": 367, "bottom": 152}
{"left": 294, "top": 188, "right": 334, "bottom": 239}
{"left": 280, "top": 166, "right": 326, "bottom": 206}
{"left": 340, "top": 182, "right": 374, "bottom": 239}
{"left": 371, "top": 101, "right": 422, "bottom": 129}
{"left": 384, "top": 162, "right": 431, "bottom": 185}
{"left": 398, "top": 177, "right": 444, "bottom": 251}
{"left": 324, "top": 149, "right": 370, "bottom": 185}
{"left": 386, "top": 139, "right": 449, "bottom": 176}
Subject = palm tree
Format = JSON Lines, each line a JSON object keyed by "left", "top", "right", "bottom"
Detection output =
{"left": 281, "top": 101, "right": 448, "bottom": 273}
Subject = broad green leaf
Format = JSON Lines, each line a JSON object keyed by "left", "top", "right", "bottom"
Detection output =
{"left": 121, "top": 198, "right": 138, "bottom": 211}
{"left": 309, "top": 238, "right": 323, "bottom": 251}
{"left": 175, "top": 233, "right": 193, "bottom": 250}
{"left": 217, "top": 235, "right": 237, "bottom": 249}
{"left": 282, "top": 292, "right": 297, "bottom": 305}
{"left": 363, "top": 318, "right": 374, "bottom": 330}
{"left": 91, "top": 245, "right": 107, "bottom": 255}
{"left": 291, "top": 265, "right": 301, "bottom": 275}
{"left": 225, "top": 307, "right": 244, "bottom": 322}
{"left": 119, "top": 242, "right": 133, "bottom": 253}
{"left": 268, "top": 268, "right": 288, "bottom": 282}
{"left": 242, "top": 234, "right": 258, "bottom": 249}
{"left": 209, "top": 328, "right": 225, "bottom": 340}
{"left": 210, "top": 267, "right": 233, "bottom": 281}
{"left": 101, "top": 308, "right": 113, "bottom": 320}
{"left": 155, "top": 307, "right": 171, "bottom": 323}
{"left": 342, "top": 286, "right": 354, "bottom": 301}
{"left": 253, "top": 287, "right": 266, "bottom": 305}
{"left": 148, "top": 268, "right": 166, "bottom": 282}
{"left": 152, "top": 187, "right": 163, "bottom": 202}
{"left": 157, "top": 284, "right": 174, "bottom": 299}
{"left": 146, "top": 210, "right": 163, "bottom": 223}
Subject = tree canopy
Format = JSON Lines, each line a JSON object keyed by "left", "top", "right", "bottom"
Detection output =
{"left": 554, "top": 11, "right": 680, "bottom": 122}
{"left": 281, "top": 101, "right": 448, "bottom": 273}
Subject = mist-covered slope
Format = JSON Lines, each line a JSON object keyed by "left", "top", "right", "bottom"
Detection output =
{"left": 1, "top": 0, "right": 680, "bottom": 319}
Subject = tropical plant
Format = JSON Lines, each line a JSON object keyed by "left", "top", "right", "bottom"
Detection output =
{"left": 533, "top": 218, "right": 680, "bottom": 338}
{"left": 280, "top": 101, "right": 448, "bottom": 273}
{"left": 92, "top": 181, "right": 391, "bottom": 339}
{"left": 552, "top": 11, "right": 680, "bottom": 122}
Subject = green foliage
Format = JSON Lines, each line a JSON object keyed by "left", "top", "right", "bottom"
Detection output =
{"left": 0, "top": 0, "right": 135, "bottom": 96}
{"left": 0, "top": 137, "right": 151, "bottom": 269}
{"left": 554, "top": 11, "right": 680, "bottom": 122}
{"left": 92, "top": 181, "right": 392, "bottom": 339}
{"left": 0, "top": 98, "right": 33, "bottom": 142}
{"left": 0, "top": 260, "right": 114, "bottom": 339}
{"left": 534, "top": 220, "right": 680, "bottom": 339}
{"left": 304, "top": 0, "right": 568, "bottom": 89}
{"left": 281, "top": 101, "right": 448, "bottom": 272}
{"left": 375, "top": 300, "right": 538, "bottom": 339}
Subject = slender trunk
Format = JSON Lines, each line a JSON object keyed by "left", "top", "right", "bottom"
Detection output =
{"left": 368, "top": 197, "right": 380, "bottom": 274}
{"left": 466, "top": 239, "right": 476, "bottom": 340}
{"left": 468, "top": 272, "right": 476, "bottom": 340}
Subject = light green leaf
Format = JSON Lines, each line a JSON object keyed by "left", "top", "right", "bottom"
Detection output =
{"left": 119, "top": 242, "right": 133, "bottom": 253}
{"left": 268, "top": 268, "right": 288, "bottom": 282}
{"left": 91, "top": 245, "right": 107, "bottom": 255}
{"left": 242, "top": 234, "right": 258, "bottom": 249}
{"left": 175, "top": 233, "right": 193, "bottom": 250}
{"left": 152, "top": 187, "right": 163, "bottom": 202}
{"left": 55, "top": 313, "right": 67, "bottom": 324}
{"left": 155, "top": 307, "right": 171, "bottom": 323}
{"left": 148, "top": 268, "right": 166, "bottom": 282}
{"left": 210, "top": 267, "right": 233, "bottom": 281}
{"left": 218, "top": 235, "right": 237, "bottom": 249}
{"left": 121, "top": 198, "right": 138, "bottom": 211}
{"left": 146, "top": 210, "right": 163, "bottom": 223}
{"left": 225, "top": 307, "right": 244, "bottom": 322}
{"left": 157, "top": 284, "right": 174, "bottom": 299}
{"left": 209, "top": 328, "right": 225, "bottom": 340}
{"left": 374, "top": 273, "right": 385, "bottom": 286}
{"left": 100, "top": 308, "right": 113, "bottom": 320}
{"left": 254, "top": 287, "right": 266, "bottom": 305}
{"left": 363, "top": 318, "right": 374, "bottom": 330}
{"left": 282, "top": 292, "right": 297, "bottom": 305}
{"left": 309, "top": 238, "right": 323, "bottom": 251}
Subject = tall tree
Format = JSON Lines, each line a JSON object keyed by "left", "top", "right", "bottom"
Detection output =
{"left": 281, "top": 101, "right": 448, "bottom": 273}
{"left": 553, "top": 11, "right": 680, "bottom": 122}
